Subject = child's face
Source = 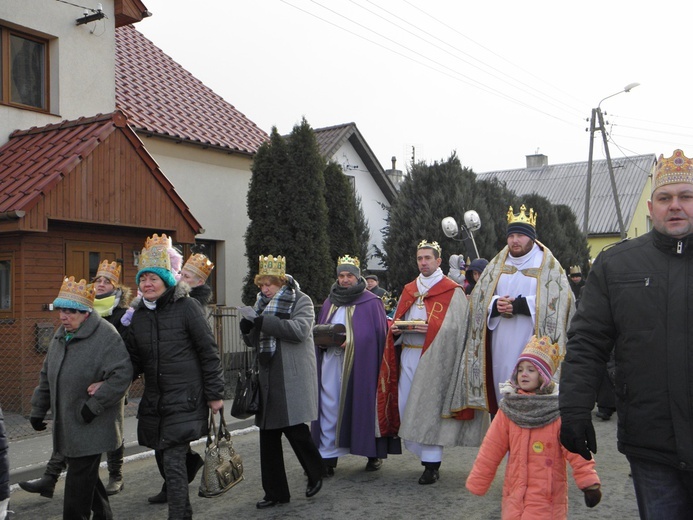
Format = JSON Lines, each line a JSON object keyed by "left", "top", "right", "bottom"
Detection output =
{"left": 516, "top": 361, "right": 541, "bottom": 392}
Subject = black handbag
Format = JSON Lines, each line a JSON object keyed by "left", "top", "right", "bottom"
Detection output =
{"left": 198, "top": 408, "right": 244, "bottom": 498}
{"left": 230, "top": 352, "right": 259, "bottom": 420}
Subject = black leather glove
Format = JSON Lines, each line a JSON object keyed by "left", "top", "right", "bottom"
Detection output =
{"left": 239, "top": 318, "right": 254, "bottom": 334}
{"left": 30, "top": 416, "right": 47, "bottom": 431}
{"left": 560, "top": 418, "right": 597, "bottom": 460}
{"left": 511, "top": 296, "right": 531, "bottom": 316}
{"left": 81, "top": 403, "right": 97, "bottom": 424}
{"left": 583, "top": 486, "right": 602, "bottom": 507}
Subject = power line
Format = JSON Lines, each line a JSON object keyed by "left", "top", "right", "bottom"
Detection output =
{"left": 284, "top": 0, "right": 579, "bottom": 126}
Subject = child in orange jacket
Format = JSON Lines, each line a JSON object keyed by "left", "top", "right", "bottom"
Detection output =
{"left": 466, "top": 335, "right": 601, "bottom": 519}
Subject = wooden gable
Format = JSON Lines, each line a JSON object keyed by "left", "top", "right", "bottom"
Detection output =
{"left": 0, "top": 111, "right": 202, "bottom": 243}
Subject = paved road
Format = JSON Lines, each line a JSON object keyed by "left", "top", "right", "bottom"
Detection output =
{"left": 7, "top": 411, "right": 639, "bottom": 519}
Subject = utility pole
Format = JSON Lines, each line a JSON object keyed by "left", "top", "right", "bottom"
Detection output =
{"left": 584, "top": 83, "right": 639, "bottom": 239}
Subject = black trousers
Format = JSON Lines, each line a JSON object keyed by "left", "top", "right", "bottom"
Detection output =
{"left": 154, "top": 443, "right": 203, "bottom": 489}
{"left": 259, "top": 423, "right": 323, "bottom": 502}
{"left": 162, "top": 444, "right": 193, "bottom": 520}
{"left": 64, "top": 453, "right": 112, "bottom": 520}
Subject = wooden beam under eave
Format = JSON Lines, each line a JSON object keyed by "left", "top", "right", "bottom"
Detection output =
{"left": 114, "top": 0, "right": 151, "bottom": 28}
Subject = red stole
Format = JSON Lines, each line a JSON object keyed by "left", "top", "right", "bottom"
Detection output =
{"left": 376, "top": 276, "right": 457, "bottom": 436}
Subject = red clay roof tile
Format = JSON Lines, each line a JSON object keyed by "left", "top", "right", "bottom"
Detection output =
{"left": 115, "top": 25, "right": 268, "bottom": 155}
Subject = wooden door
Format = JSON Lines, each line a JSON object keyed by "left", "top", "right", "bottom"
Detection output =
{"left": 65, "top": 241, "right": 122, "bottom": 281}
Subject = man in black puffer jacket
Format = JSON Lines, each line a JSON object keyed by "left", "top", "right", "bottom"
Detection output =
{"left": 560, "top": 149, "right": 693, "bottom": 519}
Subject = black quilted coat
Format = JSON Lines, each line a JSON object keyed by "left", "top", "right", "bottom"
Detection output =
{"left": 125, "top": 283, "right": 224, "bottom": 450}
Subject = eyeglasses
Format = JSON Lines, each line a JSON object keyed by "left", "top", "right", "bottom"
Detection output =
{"left": 56, "top": 307, "right": 83, "bottom": 314}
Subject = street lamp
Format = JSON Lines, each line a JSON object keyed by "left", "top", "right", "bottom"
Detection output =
{"left": 584, "top": 82, "right": 640, "bottom": 239}
{"left": 441, "top": 210, "right": 481, "bottom": 260}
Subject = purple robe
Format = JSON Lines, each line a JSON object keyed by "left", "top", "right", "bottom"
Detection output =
{"left": 311, "top": 290, "right": 401, "bottom": 458}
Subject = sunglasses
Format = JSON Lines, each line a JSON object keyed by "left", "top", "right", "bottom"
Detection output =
{"left": 55, "top": 307, "right": 85, "bottom": 314}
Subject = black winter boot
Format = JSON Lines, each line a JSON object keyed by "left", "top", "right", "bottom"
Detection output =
{"left": 418, "top": 462, "right": 440, "bottom": 485}
{"left": 18, "top": 474, "right": 58, "bottom": 498}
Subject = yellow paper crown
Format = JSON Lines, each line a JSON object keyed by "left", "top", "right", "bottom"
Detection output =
{"left": 653, "top": 149, "right": 693, "bottom": 192}
{"left": 139, "top": 233, "right": 172, "bottom": 272}
{"left": 337, "top": 255, "right": 360, "bottom": 268}
{"left": 144, "top": 233, "right": 172, "bottom": 250}
{"left": 95, "top": 260, "right": 121, "bottom": 285}
{"left": 259, "top": 255, "right": 286, "bottom": 278}
{"left": 507, "top": 204, "right": 537, "bottom": 227}
{"left": 569, "top": 265, "right": 582, "bottom": 275}
{"left": 56, "top": 276, "right": 95, "bottom": 309}
{"left": 183, "top": 253, "right": 214, "bottom": 282}
{"left": 417, "top": 240, "right": 442, "bottom": 255}
{"left": 520, "top": 335, "right": 563, "bottom": 376}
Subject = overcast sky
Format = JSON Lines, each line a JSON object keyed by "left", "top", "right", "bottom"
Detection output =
{"left": 136, "top": 1, "right": 693, "bottom": 174}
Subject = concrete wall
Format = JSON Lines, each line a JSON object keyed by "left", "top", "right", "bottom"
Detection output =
{"left": 139, "top": 137, "right": 253, "bottom": 306}
{"left": 332, "top": 143, "right": 389, "bottom": 272}
{"left": 0, "top": 0, "right": 116, "bottom": 144}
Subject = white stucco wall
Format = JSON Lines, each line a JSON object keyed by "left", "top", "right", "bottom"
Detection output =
{"left": 0, "top": 0, "right": 116, "bottom": 145}
{"left": 333, "top": 144, "right": 389, "bottom": 272}
{"left": 140, "top": 137, "right": 253, "bottom": 306}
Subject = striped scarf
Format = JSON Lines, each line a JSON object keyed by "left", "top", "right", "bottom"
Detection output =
{"left": 254, "top": 276, "right": 297, "bottom": 361}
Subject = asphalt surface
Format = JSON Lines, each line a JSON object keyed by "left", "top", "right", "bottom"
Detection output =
{"left": 6, "top": 408, "right": 639, "bottom": 519}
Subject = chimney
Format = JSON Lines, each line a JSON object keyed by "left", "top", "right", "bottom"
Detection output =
{"left": 526, "top": 154, "right": 548, "bottom": 169}
{"left": 386, "top": 156, "right": 404, "bottom": 188}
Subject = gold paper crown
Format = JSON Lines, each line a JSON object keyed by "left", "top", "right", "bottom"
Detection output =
{"left": 95, "top": 260, "right": 121, "bottom": 285}
{"left": 183, "top": 253, "right": 215, "bottom": 282}
{"left": 56, "top": 276, "right": 95, "bottom": 308}
{"left": 144, "top": 233, "right": 172, "bottom": 250}
{"left": 337, "top": 255, "right": 360, "bottom": 268}
{"left": 417, "top": 240, "right": 442, "bottom": 255}
{"left": 259, "top": 255, "right": 286, "bottom": 278}
{"left": 139, "top": 234, "right": 172, "bottom": 272}
{"left": 569, "top": 265, "right": 582, "bottom": 275}
{"left": 507, "top": 204, "right": 537, "bottom": 227}
{"left": 520, "top": 335, "right": 563, "bottom": 376}
{"left": 653, "top": 149, "right": 693, "bottom": 192}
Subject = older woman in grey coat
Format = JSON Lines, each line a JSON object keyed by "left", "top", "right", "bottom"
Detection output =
{"left": 29, "top": 276, "right": 132, "bottom": 520}
{"left": 240, "top": 256, "right": 323, "bottom": 509}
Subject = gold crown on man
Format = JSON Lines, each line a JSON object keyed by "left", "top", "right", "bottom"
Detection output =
{"left": 337, "top": 255, "right": 360, "bottom": 268}
{"left": 57, "top": 276, "right": 95, "bottom": 307}
{"left": 417, "top": 240, "right": 442, "bottom": 255}
{"left": 653, "top": 149, "right": 693, "bottom": 192}
{"left": 259, "top": 255, "right": 286, "bottom": 277}
{"left": 569, "top": 265, "right": 581, "bottom": 275}
{"left": 507, "top": 204, "right": 537, "bottom": 227}
{"left": 95, "top": 260, "right": 121, "bottom": 285}
{"left": 183, "top": 253, "right": 214, "bottom": 281}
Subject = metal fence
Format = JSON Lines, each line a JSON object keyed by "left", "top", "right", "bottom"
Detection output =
{"left": 0, "top": 307, "right": 248, "bottom": 440}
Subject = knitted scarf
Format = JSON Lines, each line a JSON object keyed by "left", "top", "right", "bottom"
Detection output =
{"left": 499, "top": 391, "right": 560, "bottom": 429}
{"left": 328, "top": 277, "right": 367, "bottom": 307}
{"left": 254, "top": 275, "right": 297, "bottom": 359}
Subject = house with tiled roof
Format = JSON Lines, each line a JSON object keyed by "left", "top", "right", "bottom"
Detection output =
{"left": 476, "top": 153, "right": 656, "bottom": 258}
{"left": 313, "top": 123, "right": 397, "bottom": 273}
{"left": 0, "top": 1, "right": 269, "bottom": 430}
{"left": 115, "top": 24, "right": 268, "bottom": 305}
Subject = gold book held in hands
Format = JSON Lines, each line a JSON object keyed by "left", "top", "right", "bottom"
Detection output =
{"left": 394, "top": 320, "right": 425, "bottom": 330}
